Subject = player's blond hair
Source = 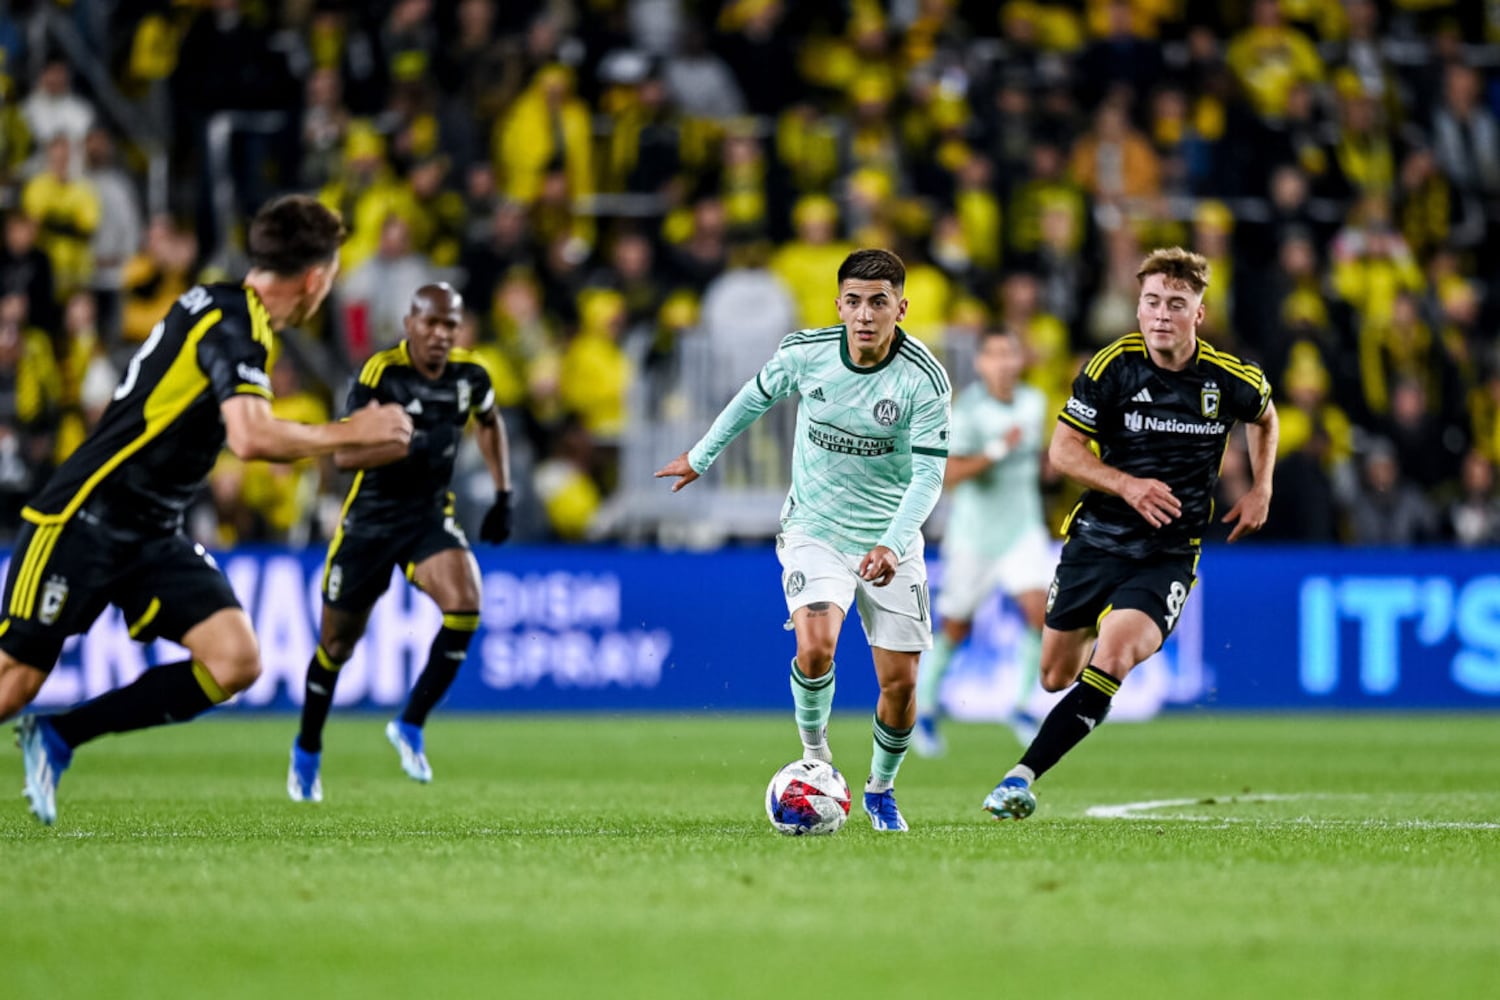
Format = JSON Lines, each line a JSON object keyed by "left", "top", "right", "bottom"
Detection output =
{"left": 1136, "top": 247, "right": 1211, "bottom": 296}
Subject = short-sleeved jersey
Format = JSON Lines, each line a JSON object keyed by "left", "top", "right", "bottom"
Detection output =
{"left": 750, "top": 325, "right": 951, "bottom": 555}
{"left": 945, "top": 381, "right": 1048, "bottom": 557}
{"left": 335, "top": 340, "right": 495, "bottom": 530}
{"left": 24, "top": 283, "right": 275, "bottom": 532}
{"left": 1058, "top": 332, "right": 1271, "bottom": 558}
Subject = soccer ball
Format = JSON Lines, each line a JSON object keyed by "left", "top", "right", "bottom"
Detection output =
{"left": 765, "top": 759, "right": 851, "bottom": 836}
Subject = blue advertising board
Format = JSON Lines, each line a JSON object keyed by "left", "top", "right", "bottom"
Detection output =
{"left": 8, "top": 544, "right": 1500, "bottom": 714}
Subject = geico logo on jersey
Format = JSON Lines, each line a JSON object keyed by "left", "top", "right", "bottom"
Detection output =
{"left": 1124, "top": 412, "right": 1227, "bottom": 435}
{"left": 1065, "top": 397, "right": 1097, "bottom": 420}
{"left": 236, "top": 363, "right": 271, "bottom": 389}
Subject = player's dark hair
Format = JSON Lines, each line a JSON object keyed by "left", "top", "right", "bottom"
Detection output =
{"left": 248, "top": 194, "right": 346, "bottom": 276}
{"left": 1137, "top": 246, "right": 1210, "bottom": 295}
{"left": 838, "top": 248, "right": 906, "bottom": 290}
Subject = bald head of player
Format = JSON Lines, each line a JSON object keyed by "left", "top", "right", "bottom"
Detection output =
{"left": 404, "top": 283, "right": 463, "bottom": 378}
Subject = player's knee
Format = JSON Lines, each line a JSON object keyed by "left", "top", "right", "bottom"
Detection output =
{"left": 795, "top": 644, "right": 836, "bottom": 676}
{"left": 321, "top": 635, "right": 359, "bottom": 664}
{"left": 1038, "top": 666, "right": 1074, "bottom": 693}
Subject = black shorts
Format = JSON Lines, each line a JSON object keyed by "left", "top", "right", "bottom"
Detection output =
{"left": 1044, "top": 539, "right": 1199, "bottom": 640}
{"left": 0, "top": 513, "right": 241, "bottom": 670}
{"left": 321, "top": 514, "right": 469, "bottom": 613}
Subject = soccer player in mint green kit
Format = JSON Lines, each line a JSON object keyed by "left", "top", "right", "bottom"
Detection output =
{"left": 657, "top": 249, "right": 951, "bottom": 832}
{"left": 915, "top": 327, "right": 1051, "bottom": 758}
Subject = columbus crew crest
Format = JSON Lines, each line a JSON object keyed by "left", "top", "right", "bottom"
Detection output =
{"left": 1200, "top": 381, "right": 1220, "bottom": 419}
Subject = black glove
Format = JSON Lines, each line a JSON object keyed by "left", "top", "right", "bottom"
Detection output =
{"left": 480, "top": 490, "right": 512, "bottom": 544}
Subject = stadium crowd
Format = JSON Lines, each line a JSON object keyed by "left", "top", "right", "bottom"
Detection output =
{"left": 0, "top": 0, "right": 1498, "bottom": 547}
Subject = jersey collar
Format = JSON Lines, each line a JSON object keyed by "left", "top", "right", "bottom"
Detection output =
{"left": 840, "top": 324, "right": 906, "bottom": 375}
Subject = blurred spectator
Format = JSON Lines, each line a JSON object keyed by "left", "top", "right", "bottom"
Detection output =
{"left": 1069, "top": 96, "right": 1162, "bottom": 206}
{"left": 669, "top": 195, "right": 732, "bottom": 294}
{"left": 460, "top": 198, "right": 536, "bottom": 317}
{"left": 769, "top": 195, "right": 850, "bottom": 329}
{"left": 1225, "top": 0, "right": 1324, "bottom": 121}
{"left": 1445, "top": 450, "right": 1500, "bottom": 546}
{"left": 82, "top": 127, "right": 143, "bottom": 340}
{"left": 1381, "top": 376, "right": 1466, "bottom": 493}
{"left": 494, "top": 63, "right": 593, "bottom": 206}
{"left": 1330, "top": 70, "right": 1396, "bottom": 200}
{"left": 340, "top": 214, "right": 435, "bottom": 355}
{"left": 664, "top": 24, "right": 745, "bottom": 121}
{"left": 1258, "top": 421, "right": 1341, "bottom": 542}
{"left": 298, "top": 67, "right": 350, "bottom": 190}
{"left": 1075, "top": 0, "right": 1167, "bottom": 111}
{"left": 1331, "top": 195, "right": 1424, "bottom": 331}
{"left": 21, "top": 56, "right": 94, "bottom": 166}
{"left": 53, "top": 290, "right": 110, "bottom": 464}
{"left": 532, "top": 412, "right": 601, "bottom": 541}
{"left": 121, "top": 215, "right": 197, "bottom": 350}
{"left": 559, "top": 289, "right": 634, "bottom": 472}
{"left": 0, "top": 213, "right": 57, "bottom": 334}
{"left": 22, "top": 135, "right": 100, "bottom": 299}
{"left": 0, "top": 74, "right": 31, "bottom": 187}
{"left": 1431, "top": 62, "right": 1500, "bottom": 199}
{"left": 1348, "top": 438, "right": 1440, "bottom": 545}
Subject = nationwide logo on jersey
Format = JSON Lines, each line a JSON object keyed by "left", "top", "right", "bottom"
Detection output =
{"left": 1131, "top": 387, "right": 1153, "bottom": 403}
{"left": 808, "top": 387, "right": 825, "bottom": 401}
{"left": 872, "top": 399, "right": 900, "bottom": 426}
{"left": 1125, "top": 412, "right": 1227, "bottom": 435}
{"left": 1201, "top": 381, "right": 1220, "bottom": 418}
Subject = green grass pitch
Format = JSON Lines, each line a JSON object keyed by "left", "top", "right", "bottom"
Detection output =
{"left": 4, "top": 713, "right": 1499, "bottom": 999}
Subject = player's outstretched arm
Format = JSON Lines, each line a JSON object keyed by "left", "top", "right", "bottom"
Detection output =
{"left": 223, "top": 395, "right": 412, "bottom": 463}
{"left": 1222, "top": 400, "right": 1279, "bottom": 542}
{"left": 1050, "top": 422, "right": 1181, "bottom": 528}
{"left": 654, "top": 452, "right": 700, "bottom": 492}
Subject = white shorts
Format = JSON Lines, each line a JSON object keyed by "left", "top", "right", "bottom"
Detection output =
{"left": 935, "top": 524, "right": 1056, "bottom": 622}
{"left": 776, "top": 532, "right": 932, "bottom": 652}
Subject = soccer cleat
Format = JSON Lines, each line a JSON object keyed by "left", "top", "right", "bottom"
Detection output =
{"left": 912, "top": 714, "right": 945, "bottom": 758}
{"left": 386, "top": 720, "right": 432, "bottom": 783}
{"left": 801, "top": 726, "right": 833, "bottom": 764}
{"left": 17, "top": 715, "right": 70, "bottom": 826}
{"left": 863, "top": 788, "right": 909, "bottom": 831}
{"left": 982, "top": 776, "right": 1037, "bottom": 821}
{"left": 287, "top": 743, "right": 323, "bottom": 803}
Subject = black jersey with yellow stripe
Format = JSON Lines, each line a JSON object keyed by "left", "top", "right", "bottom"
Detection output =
{"left": 334, "top": 341, "right": 495, "bottom": 530}
{"left": 23, "top": 283, "right": 275, "bottom": 532}
{"left": 1057, "top": 332, "right": 1271, "bottom": 558}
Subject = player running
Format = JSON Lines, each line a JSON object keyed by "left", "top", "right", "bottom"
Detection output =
{"left": 288, "top": 283, "right": 512, "bottom": 802}
{"left": 1, "top": 195, "right": 412, "bottom": 825}
{"left": 657, "top": 248, "right": 952, "bottom": 832}
{"left": 984, "top": 247, "right": 1278, "bottom": 821}
{"left": 915, "top": 326, "right": 1050, "bottom": 757}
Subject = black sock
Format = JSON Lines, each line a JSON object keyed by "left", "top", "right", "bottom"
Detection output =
{"left": 399, "top": 615, "right": 478, "bottom": 727}
{"left": 1018, "top": 665, "right": 1120, "bottom": 780}
{"left": 296, "top": 646, "right": 345, "bottom": 754}
{"left": 48, "top": 659, "right": 225, "bottom": 749}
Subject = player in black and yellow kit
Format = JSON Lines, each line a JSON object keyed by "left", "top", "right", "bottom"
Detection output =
{"left": 984, "top": 247, "right": 1279, "bottom": 820}
{"left": 288, "top": 283, "right": 512, "bottom": 802}
{"left": 0, "top": 194, "right": 413, "bottom": 825}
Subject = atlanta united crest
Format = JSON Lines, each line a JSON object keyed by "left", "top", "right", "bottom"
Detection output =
{"left": 873, "top": 399, "right": 900, "bottom": 426}
{"left": 785, "top": 571, "right": 806, "bottom": 598}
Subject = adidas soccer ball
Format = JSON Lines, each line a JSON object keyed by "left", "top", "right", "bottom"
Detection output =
{"left": 765, "top": 759, "right": 851, "bottom": 836}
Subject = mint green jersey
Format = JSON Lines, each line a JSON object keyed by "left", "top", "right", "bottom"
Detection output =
{"left": 688, "top": 325, "right": 952, "bottom": 558}
{"left": 943, "top": 382, "right": 1048, "bottom": 556}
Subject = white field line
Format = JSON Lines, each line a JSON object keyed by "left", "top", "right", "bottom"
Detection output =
{"left": 1085, "top": 793, "right": 1500, "bottom": 830}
